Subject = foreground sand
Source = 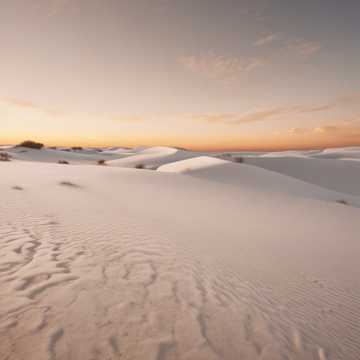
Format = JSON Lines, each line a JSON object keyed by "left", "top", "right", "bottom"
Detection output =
{"left": 1, "top": 147, "right": 360, "bottom": 359}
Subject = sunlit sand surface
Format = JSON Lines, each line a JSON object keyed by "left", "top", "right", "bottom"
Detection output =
{"left": 1, "top": 146, "right": 360, "bottom": 359}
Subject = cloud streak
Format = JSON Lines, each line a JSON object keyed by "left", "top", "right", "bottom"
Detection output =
{"left": 0, "top": 98, "right": 62, "bottom": 116}
{"left": 288, "top": 39, "right": 323, "bottom": 58}
{"left": 192, "top": 93, "right": 360, "bottom": 126}
{"left": 180, "top": 53, "right": 265, "bottom": 81}
{"left": 254, "top": 33, "right": 278, "bottom": 47}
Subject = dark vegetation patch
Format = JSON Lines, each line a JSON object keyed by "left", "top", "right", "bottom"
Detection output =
{"left": 134, "top": 163, "right": 158, "bottom": 170}
{"left": 0, "top": 152, "right": 11, "bottom": 161}
{"left": 59, "top": 181, "right": 81, "bottom": 188}
{"left": 336, "top": 199, "right": 350, "bottom": 206}
{"left": 219, "top": 153, "right": 244, "bottom": 163}
{"left": 16, "top": 140, "right": 44, "bottom": 149}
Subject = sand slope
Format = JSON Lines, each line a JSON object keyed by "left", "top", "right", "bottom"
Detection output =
{"left": 1, "top": 158, "right": 360, "bottom": 359}
{"left": 158, "top": 156, "right": 360, "bottom": 205}
{"left": 245, "top": 156, "right": 360, "bottom": 196}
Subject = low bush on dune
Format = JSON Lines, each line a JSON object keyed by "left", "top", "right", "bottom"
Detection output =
{"left": 12, "top": 186, "right": 23, "bottom": 191}
{"left": 0, "top": 152, "right": 11, "bottom": 161}
{"left": 58, "top": 160, "right": 70, "bottom": 165}
{"left": 219, "top": 154, "right": 244, "bottom": 163}
{"left": 134, "top": 163, "right": 158, "bottom": 170}
{"left": 233, "top": 156, "right": 244, "bottom": 163}
{"left": 17, "top": 140, "right": 44, "bottom": 150}
{"left": 71, "top": 146, "right": 83, "bottom": 151}
{"left": 59, "top": 181, "right": 81, "bottom": 188}
{"left": 336, "top": 199, "right": 349, "bottom": 206}
{"left": 97, "top": 159, "right": 106, "bottom": 165}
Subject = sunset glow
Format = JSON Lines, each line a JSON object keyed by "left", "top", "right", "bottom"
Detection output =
{"left": 1, "top": 0, "right": 359, "bottom": 150}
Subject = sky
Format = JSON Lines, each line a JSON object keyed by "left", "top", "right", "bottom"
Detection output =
{"left": 1, "top": 0, "right": 360, "bottom": 150}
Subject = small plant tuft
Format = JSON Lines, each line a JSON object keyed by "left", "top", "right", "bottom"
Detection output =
{"left": 0, "top": 152, "right": 11, "bottom": 161}
{"left": 97, "top": 159, "right": 106, "bottom": 165}
{"left": 12, "top": 186, "right": 24, "bottom": 191}
{"left": 71, "top": 146, "right": 83, "bottom": 151}
{"left": 336, "top": 199, "right": 349, "bottom": 206}
{"left": 233, "top": 156, "right": 244, "bottom": 163}
{"left": 134, "top": 163, "right": 158, "bottom": 170}
{"left": 59, "top": 181, "right": 81, "bottom": 188}
{"left": 58, "top": 160, "right": 70, "bottom": 165}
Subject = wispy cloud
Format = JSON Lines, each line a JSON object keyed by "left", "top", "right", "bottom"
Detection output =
{"left": 0, "top": 98, "right": 61, "bottom": 116}
{"left": 284, "top": 119, "right": 360, "bottom": 139}
{"left": 288, "top": 39, "right": 323, "bottom": 58}
{"left": 314, "top": 125, "right": 341, "bottom": 133}
{"left": 179, "top": 53, "right": 265, "bottom": 81}
{"left": 191, "top": 92, "right": 360, "bottom": 126}
{"left": 288, "top": 127, "right": 309, "bottom": 135}
{"left": 2, "top": 98, "right": 39, "bottom": 109}
{"left": 254, "top": 33, "right": 278, "bottom": 47}
{"left": 191, "top": 108, "right": 295, "bottom": 125}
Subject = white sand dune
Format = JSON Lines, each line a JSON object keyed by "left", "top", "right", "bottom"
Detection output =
{"left": 260, "top": 150, "right": 321, "bottom": 158}
{"left": 245, "top": 156, "right": 360, "bottom": 196}
{"left": 6, "top": 147, "right": 127, "bottom": 164}
{"left": 158, "top": 156, "right": 360, "bottom": 205}
{"left": 309, "top": 147, "right": 360, "bottom": 160}
{"left": 1, "top": 150, "right": 360, "bottom": 359}
{"left": 107, "top": 146, "right": 201, "bottom": 168}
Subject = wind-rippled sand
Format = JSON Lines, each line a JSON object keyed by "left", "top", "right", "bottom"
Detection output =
{"left": 1, "top": 154, "right": 360, "bottom": 360}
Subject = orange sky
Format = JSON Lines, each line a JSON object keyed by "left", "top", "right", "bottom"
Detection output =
{"left": 1, "top": 0, "right": 360, "bottom": 150}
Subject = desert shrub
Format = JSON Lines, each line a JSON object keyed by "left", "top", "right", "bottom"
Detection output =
{"left": 0, "top": 152, "right": 11, "bottom": 161}
{"left": 218, "top": 154, "right": 244, "bottom": 163}
{"left": 59, "top": 181, "right": 80, "bottom": 188}
{"left": 233, "top": 156, "right": 244, "bottom": 163}
{"left": 12, "top": 186, "right": 23, "bottom": 191}
{"left": 336, "top": 199, "right": 349, "bottom": 206}
{"left": 134, "top": 163, "right": 158, "bottom": 170}
{"left": 17, "top": 140, "right": 44, "bottom": 149}
{"left": 49, "top": 146, "right": 58, "bottom": 150}
{"left": 71, "top": 146, "right": 83, "bottom": 151}
{"left": 97, "top": 159, "right": 106, "bottom": 165}
{"left": 58, "top": 160, "right": 69, "bottom": 165}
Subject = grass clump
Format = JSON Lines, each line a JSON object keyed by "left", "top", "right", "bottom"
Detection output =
{"left": 12, "top": 186, "right": 24, "bottom": 191}
{"left": 0, "top": 152, "right": 11, "bottom": 161}
{"left": 97, "top": 159, "right": 106, "bottom": 165}
{"left": 134, "top": 163, "right": 158, "bottom": 170}
{"left": 59, "top": 181, "right": 81, "bottom": 188}
{"left": 58, "top": 160, "right": 70, "bottom": 165}
{"left": 336, "top": 199, "right": 349, "bottom": 206}
{"left": 233, "top": 156, "right": 244, "bottom": 163}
